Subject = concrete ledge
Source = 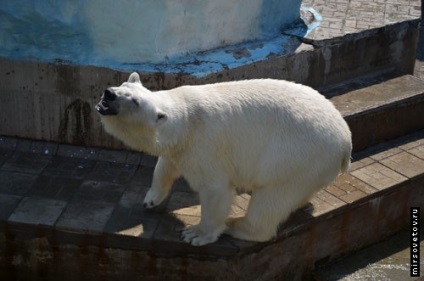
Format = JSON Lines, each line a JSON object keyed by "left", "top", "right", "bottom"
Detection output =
{"left": 0, "top": 130, "right": 423, "bottom": 280}
{"left": 329, "top": 75, "right": 424, "bottom": 152}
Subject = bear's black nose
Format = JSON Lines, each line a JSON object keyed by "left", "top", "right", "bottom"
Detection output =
{"left": 103, "top": 88, "right": 117, "bottom": 101}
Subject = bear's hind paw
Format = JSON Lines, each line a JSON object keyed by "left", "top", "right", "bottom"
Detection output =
{"left": 180, "top": 226, "right": 219, "bottom": 246}
{"left": 225, "top": 218, "right": 273, "bottom": 242}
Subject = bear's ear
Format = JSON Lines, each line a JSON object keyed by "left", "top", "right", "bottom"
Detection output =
{"left": 128, "top": 72, "right": 142, "bottom": 84}
{"left": 156, "top": 110, "right": 168, "bottom": 126}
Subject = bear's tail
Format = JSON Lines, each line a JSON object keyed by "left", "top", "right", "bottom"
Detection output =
{"left": 340, "top": 153, "right": 351, "bottom": 174}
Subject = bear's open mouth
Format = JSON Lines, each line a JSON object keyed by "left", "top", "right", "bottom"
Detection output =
{"left": 96, "top": 100, "right": 118, "bottom": 115}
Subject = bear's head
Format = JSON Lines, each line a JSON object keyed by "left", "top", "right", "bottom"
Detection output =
{"left": 96, "top": 72, "right": 168, "bottom": 128}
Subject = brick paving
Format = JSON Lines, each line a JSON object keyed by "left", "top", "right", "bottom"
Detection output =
{"left": 0, "top": 130, "right": 423, "bottom": 250}
{"left": 302, "top": 0, "right": 421, "bottom": 40}
{"left": 301, "top": 0, "right": 424, "bottom": 87}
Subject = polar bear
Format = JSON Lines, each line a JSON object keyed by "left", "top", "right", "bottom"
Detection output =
{"left": 96, "top": 72, "right": 352, "bottom": 246}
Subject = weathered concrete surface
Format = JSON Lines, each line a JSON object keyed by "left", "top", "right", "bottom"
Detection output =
{"left": 0, "top": 131, "right": 423, "bottom": 281}
{"left": 0, "top": 19, "right": 419, "bottom": 149}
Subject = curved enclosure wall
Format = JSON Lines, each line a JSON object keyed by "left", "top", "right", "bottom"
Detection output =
{"left": 0, "top": 0, "right": 301, "bottom": 65}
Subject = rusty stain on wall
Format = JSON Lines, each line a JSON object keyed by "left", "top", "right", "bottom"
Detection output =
{"left": 58, "top": 99, "right": 92, "bottom": 145}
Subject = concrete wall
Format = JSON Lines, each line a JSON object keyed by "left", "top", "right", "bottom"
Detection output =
{"left": 0, "top": 20, "right": 419, "bottom": 150}
{"left": 0, "top": 0, "right": 301, "bottom": 65}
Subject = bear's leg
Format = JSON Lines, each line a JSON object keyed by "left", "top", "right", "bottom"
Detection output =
{"left": 226, "top": 184, "right": 304, "bottom": 242}
{"left": 181, "top": 185, "right": 234, "bottom": 246}
{"left": 143, "top": 157, "right": 180, "bottom": 208}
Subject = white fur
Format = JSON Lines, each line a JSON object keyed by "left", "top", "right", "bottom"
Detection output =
{"left": 98, "top": 72, "right": 352, "bottom": 246}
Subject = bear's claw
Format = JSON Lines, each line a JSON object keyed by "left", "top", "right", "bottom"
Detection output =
{"left": 143, "top": 187, "right": 167, "bottom": 208}
{"left": 142, "top": 201, "right": 155, "bottom": 208}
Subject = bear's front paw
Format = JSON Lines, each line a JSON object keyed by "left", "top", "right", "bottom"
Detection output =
{"left": 180, "top": 225, "right": 219, "bottom": 246}
{"left": 143, "top": 187, "right": 168, "bottom": 208}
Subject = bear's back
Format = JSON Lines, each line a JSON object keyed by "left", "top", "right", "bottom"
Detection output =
{"left": 166, "top": 79, "right": 350, "bottom": 165}
{"left": 169, "top": 79, "right": 344, "bottom": 134}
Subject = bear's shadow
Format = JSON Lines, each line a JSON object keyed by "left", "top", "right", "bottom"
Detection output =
{"left": 107, "top": 175, "right": 316, "bottom": 245}
{"left": 106, "top": 177, "right": 202, "bottom": 242}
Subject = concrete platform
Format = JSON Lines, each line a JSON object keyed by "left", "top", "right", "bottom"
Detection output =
{"left": 1, "top": 128, "right": 424, "bottom": 280}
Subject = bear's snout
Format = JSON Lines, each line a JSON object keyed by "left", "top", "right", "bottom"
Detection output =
{"left": 96, "top": 88, "right": 118, "bottom": 116}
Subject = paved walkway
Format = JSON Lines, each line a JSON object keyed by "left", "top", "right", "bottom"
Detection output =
{"left": 302, "top": 0, "right": 421, "bottom": 40}
{"left": 2, "top": 130, "right": 423, "bottom": 279}
{"left": 1, "top": 129, "right": 424, "bottom": 251}
{"left": 302, "top": 0, "right": 423, "bottom": 81}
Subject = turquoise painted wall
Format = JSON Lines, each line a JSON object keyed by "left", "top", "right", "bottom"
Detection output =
{"left": 0, "top": 0, "right": 302, "bottom": 68}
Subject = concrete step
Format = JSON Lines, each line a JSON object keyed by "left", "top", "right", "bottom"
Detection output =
{"left": 328, "top": 74, "right": 424, "bottom": 152}
{"left": 0, "top": 129, "right": 423, "bottom": 280}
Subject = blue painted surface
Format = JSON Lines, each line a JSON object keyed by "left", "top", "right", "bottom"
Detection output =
{"left": 0, "top": 1, "right": 94, "bottom": 63}
{"left": 0, "top": 1, "right": 320, "bottom": 77}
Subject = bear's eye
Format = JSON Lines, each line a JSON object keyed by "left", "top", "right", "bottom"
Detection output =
{"left": 157, "top": 113, "right": 166, "bottom": 120}
{"left": 131, "top": 98, "right": 139, "bottom": 106}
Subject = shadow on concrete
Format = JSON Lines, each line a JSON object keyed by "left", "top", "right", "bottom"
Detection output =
{"left": 416, "top": 19, "right": 424, "bottom": 62}
{"left": 352, "top": 130, "right": 424, "bottom": 163}
{"left": 321, "top": 71, "right": 403, "bottom": 98}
